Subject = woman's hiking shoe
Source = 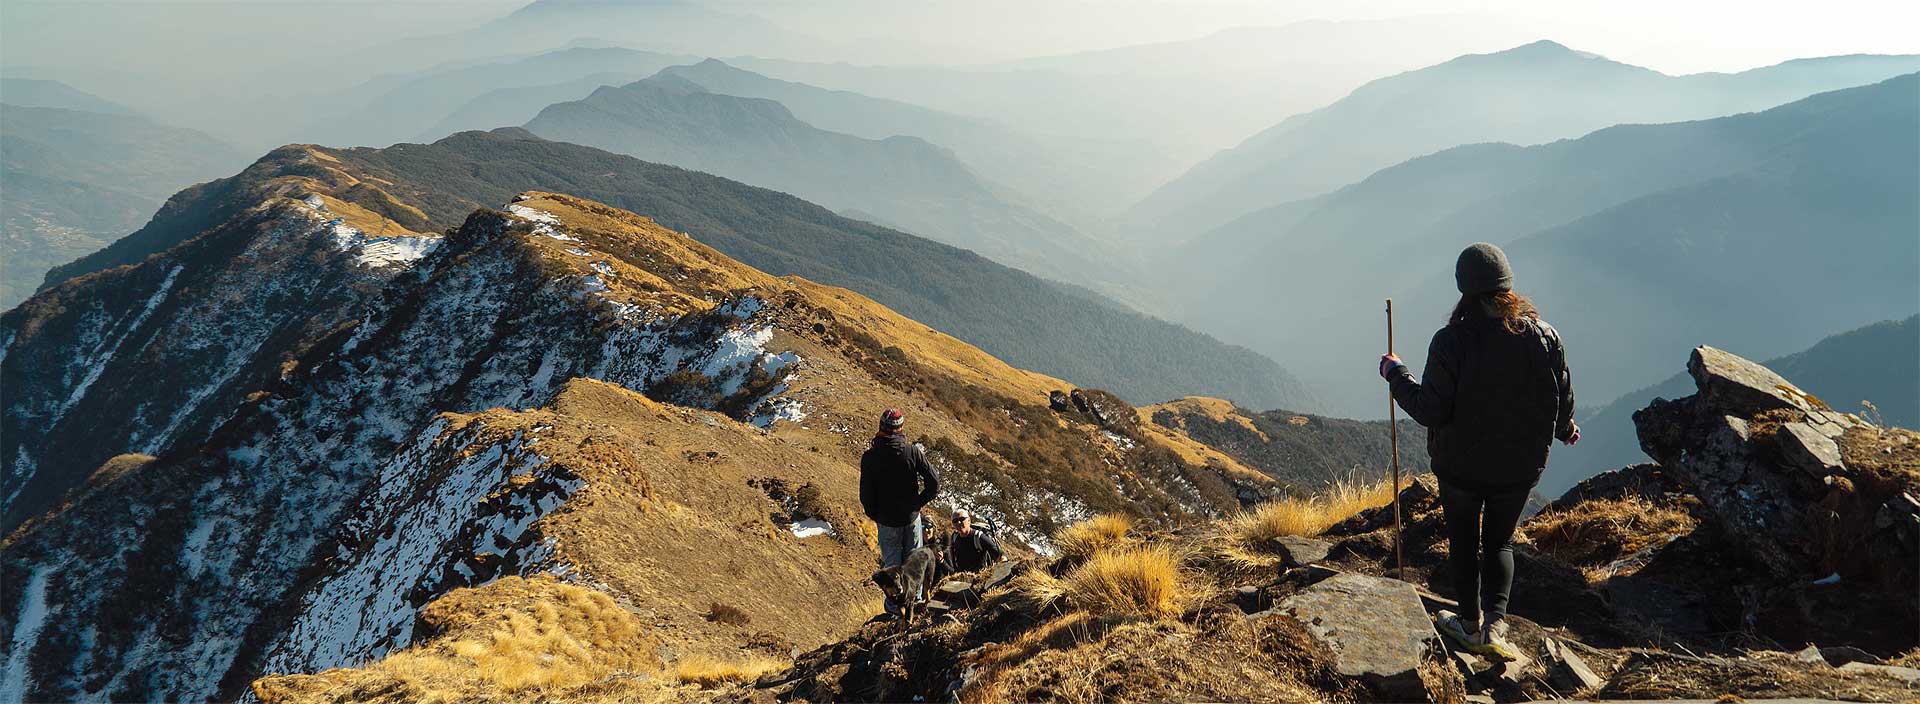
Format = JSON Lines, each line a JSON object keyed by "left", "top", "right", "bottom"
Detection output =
{"left": 1437, "top": 611, "right": 1519, "bottom": 662}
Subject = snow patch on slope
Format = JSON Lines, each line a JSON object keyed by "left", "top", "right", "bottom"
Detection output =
{"left": 1, "top": 567, "right": 53, "bottom": 704}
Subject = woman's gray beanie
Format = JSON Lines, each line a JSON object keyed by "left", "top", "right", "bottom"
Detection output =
{"left": 1456, "top": 242, "right": 1514, "bottom": 294}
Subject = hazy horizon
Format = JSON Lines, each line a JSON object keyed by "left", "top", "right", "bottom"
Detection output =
{"left": 6, "top": 1, "right": 1918, "bottom": 82}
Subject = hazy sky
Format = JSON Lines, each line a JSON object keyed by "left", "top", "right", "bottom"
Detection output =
{"left": 4, "top": 0, "right": 1917, "bottom": 78}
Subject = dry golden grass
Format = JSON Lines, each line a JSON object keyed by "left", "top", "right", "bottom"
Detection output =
{"left": 1526, "top": 495, "right": 1697, "bottom": 575}
{"left": 1225, "top": 477, "right": 1400, "bottom": 545}
{"left": 1054, "top": 514, "right": 1134, "bottom": 564}
{"left": 252, "top": 576, "right": 663, "bottom": 702}
{"left": 395, "top": 578, "right": 654, "bottom": 692}
{"left": 673, "top": 654, "right": 789, "bottom": 688}
{"left": 993, "top": 568, "right": 1070, "bottom": 616}
{"left": 1063, "top": 544, "right": 1188, "bottom": 619}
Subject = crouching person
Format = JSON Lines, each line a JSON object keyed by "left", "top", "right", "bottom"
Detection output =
{"left": 944, "top": 508, "right": 1004, "bottom": 573}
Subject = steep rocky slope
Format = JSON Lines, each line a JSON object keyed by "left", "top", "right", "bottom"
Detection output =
{"left": 2, "top": 152, "right": 438, "bottom": 531}
{"left": 1, "top": 193, "right": 1279, "bottom": 703}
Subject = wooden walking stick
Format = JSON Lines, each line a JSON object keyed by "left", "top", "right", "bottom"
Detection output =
{"left": 1386, "top": 299, "right": 1404, "bottom": 575}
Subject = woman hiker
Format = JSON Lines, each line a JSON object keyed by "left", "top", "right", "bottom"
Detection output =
{"left": 1378, "top": 242, "right": 1579, "bottom": 660}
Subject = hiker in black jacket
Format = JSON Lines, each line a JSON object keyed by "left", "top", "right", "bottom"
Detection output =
{"left": 860, "top": 408, "right": 939, "bottom": 612}
{"left": 944, "top": 508, "right": 1004, "bottom": 573}
{"left": 1379, "top": 242, "right": 1578, "bottom": 661}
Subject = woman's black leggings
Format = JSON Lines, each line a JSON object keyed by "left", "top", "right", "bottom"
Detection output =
{"left": 1438, "top": 481, "right": 1532, "bottom": 626}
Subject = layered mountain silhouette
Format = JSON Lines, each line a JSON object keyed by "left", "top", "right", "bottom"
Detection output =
{"left": 522, "top": 70, "right": 1125, "bottom": 287}
{"left": 1544, "top": 316, "right": 1919, "bottom": 496}
{"left": 0, "top": 78, "right": 134, "bottom": 114}
{"left": 1131, "top": 42, "right": 1920, "bottom": 236}
{"left": 728, "top": 16, "right": 1545, "bottom": 170}
{"left": 301, "top": 47, "right": 693, "bottom": 149}
{"left": 1166, "top": 73, "right": 1919, "bottom": 423}
{"left": 649, "top": 59, "right": 1131, "bottom": 223}
{"left": 1, "top": 102, "right": 246, "bottom": 307}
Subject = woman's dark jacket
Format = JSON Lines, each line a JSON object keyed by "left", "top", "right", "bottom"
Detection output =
{"left": 1387, "top": 315, "right": 1574, "bottom": 493}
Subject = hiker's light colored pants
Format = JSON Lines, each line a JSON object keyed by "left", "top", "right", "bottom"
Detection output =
{"left": 876, "top": 514, "right": 925, "bottom": 568}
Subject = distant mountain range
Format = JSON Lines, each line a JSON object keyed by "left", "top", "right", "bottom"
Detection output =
{"left": 650, "top": 59, "right": 1137, "bottom": 225}
{"left": 521, "top": 70, "right": 1127, "bottom": 288}
{"left": 44, "top": 129, "right": 1315, "bottom": 419}
{"left": 1544, "top": 316, "right": 1919, "bottom": 497}
{"left": 1164, "top": 73, "right": 1919, "bottom": 418}
{"left": 0, "top": 77, "right": 135, "bottom": 114}
{"left": 1131, "top": 42, "right": 1920, "bottom": 237}
{"left": 730, "top": 16, "right": 1543, "bottom": 166}
{"left": 299, "top": 47, "right": 693, "bottom": 149}
{"left": 2, "top": 96, "right": 246, "bottom": 308}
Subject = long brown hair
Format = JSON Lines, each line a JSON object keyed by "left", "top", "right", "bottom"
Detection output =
{"left": 1450, "top": 291, "right": 1540, "bottom": 334}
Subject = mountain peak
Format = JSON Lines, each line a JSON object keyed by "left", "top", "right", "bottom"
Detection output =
{"left": 1469, "top": 39, "right": 1613, "bottom": 65}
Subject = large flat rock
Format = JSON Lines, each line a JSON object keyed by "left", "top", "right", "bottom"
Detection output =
{"left": 1688, "top": 345, "right": 1819, "bottom": 416}
{"left": 1278, "top": 573, "right": 1439, "bottom": 701}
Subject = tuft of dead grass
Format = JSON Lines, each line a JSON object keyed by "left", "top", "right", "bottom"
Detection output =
{"left": 990, "top": 567, "right": 1071, "bottom": 618}
{"left": 1225, "top": 477, "right": 1400, "bottom": 545}
{"left": 252, "top": 576, "right": 662, "bottom": 702}
{"left": 1054, "top": 514, "right": 1134, "bottom": 565}
{"left": 673, "top": 654, "right": 789, "bottom": 688}
{"left": 1526, "top": 495, "right": 1698, "bottom": 576}
{"left": 1062, "top": 544, "right": 1188, "bottom": 619}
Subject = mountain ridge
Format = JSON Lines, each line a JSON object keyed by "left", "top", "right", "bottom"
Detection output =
{"left": 0, "top": 190, "right": 1298, "bottom": 701}
{"left": 521, "top": 70, "right": 1128, "bottom": 289}
{"left": 1129, "top": 42, "right": 1920, "bottom": 237}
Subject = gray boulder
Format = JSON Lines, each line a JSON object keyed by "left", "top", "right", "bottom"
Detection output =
{"left": 1278, "top": 573, "right": 1441, "bottom": 701}
{"left": 1778, "top": 422, "right": 1844, "bottom": 476}
{"left": 1688, "top": 345, "right": 1821, "bottom": 416}
{"left": 1269, "top": 535, "right": 1332, "bottom": 567}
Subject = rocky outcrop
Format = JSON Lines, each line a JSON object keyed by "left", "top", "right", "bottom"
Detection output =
{"left": 1068, "top": 388, "right": 1137, "bottom": 432}
{"left": 1275, "top": 573, "right": 1441, "bottom": 701}
{"left": 1628, "top": 345, "right": 1918, "bottom": 653}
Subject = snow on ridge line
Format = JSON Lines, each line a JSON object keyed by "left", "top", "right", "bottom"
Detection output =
{"left": 256, "top": 423, "right": 585, "bottom": 676}
{"left": 505, "top": 204, "right": 579, "bottom": 243}
{"left": 301, "top": 193, "right": 440, "bottom": 269}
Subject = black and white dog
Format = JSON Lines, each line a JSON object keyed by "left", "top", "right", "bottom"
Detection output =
{"left": 872, "top": 546, "right": 938, "bottom": 634}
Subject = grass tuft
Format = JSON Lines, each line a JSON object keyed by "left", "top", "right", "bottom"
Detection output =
{"left": 1526, "top": 495, "right": 1697, "bottom": 577}
{"left": 674, "top": 654, "right": 789, "bottom": 688}
{"left": 1063, "top": 544, "right": 1187, "bottom": 619}
{"left": 1225, "top": 477, "right": 1399, "bottom": 545}
{"left": 993, "top": 568, "right": 1070, "bottom": 616}
{"left": 1054, "top": 514, "right": 1133, "bottom": 564}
